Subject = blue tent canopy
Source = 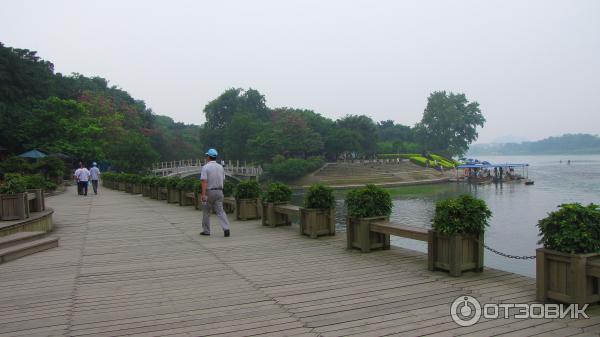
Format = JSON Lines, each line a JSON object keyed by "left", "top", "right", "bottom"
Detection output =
{"left": 18, "top": 149, "right": 47, "bottom": 158}
{"left": 457, "top": 163, "right": 529, "bottom": 169}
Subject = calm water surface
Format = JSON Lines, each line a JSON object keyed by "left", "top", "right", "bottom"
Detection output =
{"left": 292, "top": 155, "right": 600, "bottom": 277}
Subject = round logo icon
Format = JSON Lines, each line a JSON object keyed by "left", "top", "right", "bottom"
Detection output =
{"left": 451, "top": 295, "right": 482, "bottom": 326}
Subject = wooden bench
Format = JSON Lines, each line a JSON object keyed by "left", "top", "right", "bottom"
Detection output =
{"left": 348, "top": 218, "right": 484, "bottom": 276}
{"left": 273, "top": 205, "right": 300, "bottom": 217}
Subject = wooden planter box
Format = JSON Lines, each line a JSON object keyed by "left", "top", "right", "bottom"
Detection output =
{"left": 167, "top": 188, "right": 180, "bottom": 203}
{"left": 300, "top": 208, "right": 335, "bottom": 238}
{"left": 427, "top": 230, "right": 484, "bottom": 277}
{"left": 0, "top": 193, "right": 30, "bottom": 220}
{"left": 142, "top": 184, "right": 151, "bottom": 197}
{"left": 346, "top": 216, "right": 389, "bottom": 252}
{"left": 131, "top": 184, "right": 142, "bottom": 194}
{"left": 118, "top": 182, "right": 126, "bottom": 191}
{"left": 179, "top": 191, "right": 195, "bottom": 206}
{"left": 158, "top": 187, "right": 168, "bottom": 200}
{"left": 27, "top": 189, "right": 45, "bottom": 212}
{"left": 150, "top": 186, "right": 160, "bottom": 199}
{"left": 125, "top": 183, "right": 133, "bottom": 193}
{"left": 536, "top": 248, "right": 600, "bottom": 305}
{"left": 236, "top": 198, "right": 259, "bottom": 220}
{"left": 223, "top": 197, "right": 236, "bottom": 214}
{"left": 262, "top": 202, "right": 291, "bottom": 227}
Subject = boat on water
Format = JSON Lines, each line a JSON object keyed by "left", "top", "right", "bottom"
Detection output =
{"left": 456, "top": 161, "right": 534, "bottom": 185}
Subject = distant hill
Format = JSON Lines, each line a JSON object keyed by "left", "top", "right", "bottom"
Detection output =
{"left": 467, "top": 134, "right": 600, "bottom": 155}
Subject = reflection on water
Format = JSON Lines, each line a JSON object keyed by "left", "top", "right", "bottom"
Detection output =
{"left": 292, "top": 155, "right": 600, "bottom": 277}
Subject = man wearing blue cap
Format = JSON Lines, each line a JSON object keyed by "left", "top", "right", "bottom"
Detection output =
{"left": 200, "top": 148, "right": 231, "bottom": 237}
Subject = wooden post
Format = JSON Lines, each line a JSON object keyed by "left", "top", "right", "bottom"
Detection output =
{"left": 572, "top": 255, "right": 588, "bottom": 306}
{"left": 427, "top": 230, "right": 435, "bottom": 271}
{"left": 536, "top": 249, "right": 546, "bottom": 302}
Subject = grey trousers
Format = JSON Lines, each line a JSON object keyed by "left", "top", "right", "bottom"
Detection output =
{"left": 202, "top": 190, "right": 231, "bottom": 234}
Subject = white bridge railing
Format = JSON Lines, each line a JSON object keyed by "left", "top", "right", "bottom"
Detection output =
{"left": 152, "top": 159, "right": 262, "bottom": 178}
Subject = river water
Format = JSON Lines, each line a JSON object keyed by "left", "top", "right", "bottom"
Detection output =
{"left": 292, "top": 155, "right": 600, "bottom": 277}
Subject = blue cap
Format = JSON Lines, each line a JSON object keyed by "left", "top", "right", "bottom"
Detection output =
{"left": 205, "top": 148, "right": 218, "bottom": 158}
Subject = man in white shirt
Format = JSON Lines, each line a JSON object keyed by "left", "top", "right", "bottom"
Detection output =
{"left": 90, "top": 162, "right": 101, "bottom": 195}
{"left": 73, "top": 162, "right": 91, "bottom": 196}
{"left": 200, "top": 148, "right": 231, "bottom": 237}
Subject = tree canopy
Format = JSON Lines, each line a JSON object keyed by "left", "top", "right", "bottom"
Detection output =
{"left": 1, "top": 42, "right": 487, "bottom": 178}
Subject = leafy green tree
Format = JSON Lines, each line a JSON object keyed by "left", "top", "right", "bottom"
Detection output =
{"left": 336, "top": 115, "right": 378, "bottom": 156}
{"left": 415, "top": 91, "right": 485, "bottom": 157}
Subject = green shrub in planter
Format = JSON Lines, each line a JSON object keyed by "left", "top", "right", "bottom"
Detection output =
{"left": 166, "top": 176, "right": 181, "bottom": 189}
{"left": 0, "top": 174, "right": 29, "bottom": 220}
{"left": 536, "top": 203, "right": 600, "bottom": 305}
{"left": 345, "top": 184, "right": 392, "bottom": 252}
{"left": 537, "top": 203, "right": 600, "bottom": 254}
{"left": 157, "top": 177, "right": 169, "bottom": 187}
{"left": 301, "top": 184, "right": 336, "bottom": 238}
{"left": 305, "top": 184, "right": 335, "bottom": 209}
{"left": 141, "top": 176, "right": 153, "bottom": 185}
{"left": 234, "top": 180, "right": 261, "bottom": 199}
{"left": 148, "top": 176, "right": 161, "bottom": 187}
{"left": 235, "top": 180, "right": 261, "bottom": 220}
{"left": 22, "top": 174, "right": 57, "bottom": 191}
{"left": 224, "top": 180, "right": 235, "bottom": 197}
{"left": 0, "top": 174, "right": 26, "bottom": 194}
{"left": 432, "top": 195, "right": 491, "bottom": 235}
{"left": 176, "top": 177, "right": 196, "bottom": 191}
{"left": 427, "top": 195, "right": 490, "bottom": 276}
{"left": 262, "top": 182, "right": 292, "bottom": 203}
{"left": 345, "top": 184, "right": 392, "bottom": 218}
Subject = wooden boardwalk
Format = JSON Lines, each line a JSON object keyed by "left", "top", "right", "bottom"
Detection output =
{"left": 1, "top": 187, "right": 599, "bottom": 337}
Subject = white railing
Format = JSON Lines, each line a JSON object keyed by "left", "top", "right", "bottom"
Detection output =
{"left": 151, "top": 159, "right": 263, "bottom": 177}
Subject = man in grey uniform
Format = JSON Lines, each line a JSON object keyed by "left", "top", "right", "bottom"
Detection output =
{"left": 200, "top": 148, "right": 231, "bottom": 237}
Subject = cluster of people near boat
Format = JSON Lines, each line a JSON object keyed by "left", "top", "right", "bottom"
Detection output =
{"left": 457, "top": 159, "right": 528, "bottom": 184}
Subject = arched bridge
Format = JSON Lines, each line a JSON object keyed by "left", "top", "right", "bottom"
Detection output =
{"left": 152, "top": 159, "right": 262, "bottom": 180}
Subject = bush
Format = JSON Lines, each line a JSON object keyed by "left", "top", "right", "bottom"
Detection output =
{"left": 0, "top": 156, "right": 33, "bottom": 174}
{"left": 35, "top": 156, "right": 67, "bottom": 178}
{"left": 234, "top": 180, "right": 262, "bottom": 199}
{"left": 345, "top": 184, "right": 392, "bottom": 218}
{"left": 103, "top": 172, "right": 116, "bottom": 182}
{"left": 148, "top": 176, "right": 162, "bottom": 187}
{"left": 140, "top": 176, "right": 153, "bottom": 185}
{"left": 305, "top": 184, "right": 335, "bottom": 209}
{"left": 265, "top": 156, "right": 325, "bottom": 181}
{"left": 176, "top": 177, "right": 196, "bottom": 191}
{"left": 537, "top": 203, "right": 600, "bottom": 254}
{"left": 157, "top": 177, "right": 169, "bottom": 187}
{"left": 166, "top": 176, "right": 181, "bottom": 189}
{"left": 262, "top": 182, "right": 292, "bottom": 203}
{"left": 224, "top": 180, "right": 235, "bottom": 197}
{"left": 0, "top": 174, "right": 27, "bottom": 194}
{"left": 22, "top": 174, "right": 57, "bottom": 191}
{"left": 432, "top": 195, "right": 492, "bottom": 235}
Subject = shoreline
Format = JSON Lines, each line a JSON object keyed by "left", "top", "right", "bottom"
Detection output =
{"left": 292, "top": 177, "right": 451, "bottom": 190}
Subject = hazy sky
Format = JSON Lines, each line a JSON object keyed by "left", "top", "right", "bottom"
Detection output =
{"left": 1, "top": 0, "right": 599, "bottom": 143}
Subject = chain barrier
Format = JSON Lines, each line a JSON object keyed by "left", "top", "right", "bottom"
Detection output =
{"left": 483, "top": 244, "right": 537, "bottom": 260}
{"left": 473, "top": 238, "right": 537, "bottom": 260}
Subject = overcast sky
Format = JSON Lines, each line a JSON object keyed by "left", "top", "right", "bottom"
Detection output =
{"left": 1, "top": 0, "right": 599, "bottom": 143}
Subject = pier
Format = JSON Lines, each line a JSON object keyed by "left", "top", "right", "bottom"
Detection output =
{"left": 1, "top": 187, "right": 599, "bottom": 336}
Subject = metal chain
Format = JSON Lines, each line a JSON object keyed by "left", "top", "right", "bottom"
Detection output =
{"left": 483, "top": 244, "right": 537, "bottom": 260}
{"left": 472, "top": 238, "right": 537, "bottom": 260}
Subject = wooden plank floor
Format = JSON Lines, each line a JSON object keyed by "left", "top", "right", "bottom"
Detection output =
{"left": 1, "top": 186, "right": 599, "bottom": 337}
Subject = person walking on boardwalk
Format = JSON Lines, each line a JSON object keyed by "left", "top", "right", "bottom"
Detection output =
{"left": 90, "top": 162, "right": 101, "bottom": 195}
{"left": 74, "top": 162, "right": 91, "bottom": 196}
{"left": 200, "top": 148, "right": 231, "bottom": 237}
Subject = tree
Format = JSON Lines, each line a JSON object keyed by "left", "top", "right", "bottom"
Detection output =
{"left": 336, "top": 115, "right": 378, "bottom": 156}
{"left": 415, "top": 91, "right": 485, "bottom": 157}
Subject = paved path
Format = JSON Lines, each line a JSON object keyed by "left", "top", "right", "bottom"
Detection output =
{"left": 1, "top": 187, "right": 599, "bottom": 337}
